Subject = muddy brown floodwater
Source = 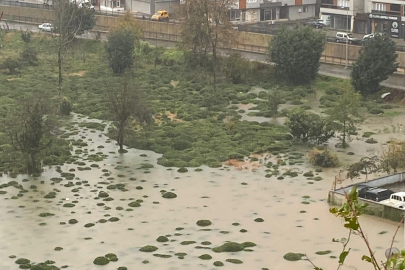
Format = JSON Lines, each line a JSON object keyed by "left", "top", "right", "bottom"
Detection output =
{"left": 0, "top": 111, "right": 404, "bottom": 270}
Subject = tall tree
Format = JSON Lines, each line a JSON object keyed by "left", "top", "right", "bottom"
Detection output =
{"left": 351, "top": 34, "right": 398, "bottom": 95}
{"left": 52, "top": 0, "right": 95, "bottom": 94}
{"left": 269, "top": 26, "right": 325, "bottom": 85}
{"left": 2, "top": 97, "right": 55, "bottom": 174}
{"left": 328, "top": 84, "right": 363, "bottom": 147}
{"left": 105, "top": 28, "right": 137, "bottom": 74}
{"left": 108, "top": 79, "right": 153, "bottom": 153}
{"left": 178, "top": 0, "right": 235, "bottom": 87}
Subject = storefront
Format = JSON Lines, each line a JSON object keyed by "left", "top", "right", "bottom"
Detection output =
{"left": 368, "top": 13, "right": 401, "bottom": 38}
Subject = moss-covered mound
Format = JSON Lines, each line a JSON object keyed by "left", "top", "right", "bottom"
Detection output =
{"left": 156, "top": 236, "right": 169, "bottom": 242}
{"left": 105, "top": 253, "right": 118, "bottom": 261}
{"left": 139, "top": 245, "right": 158, "bottom": 252}
{"left": 226, "top": 259, "right": 243, "bottom": 264}
{"left": 212, "top": 241, "right": 256, "bottom": 253}
{"left": 162, "top": 192, "right": 177, "bottom": 199}
{"left": 199, "top": 254, "right": 212, "bottom": 260}
{"left": 93, "top": 256, "right": 109, "bottom": 265}
{"left": 283, "top": 252, "right": 304, "bottom": 261}
{"left": 196, "top": 220, "right": 212, "bottom": 226}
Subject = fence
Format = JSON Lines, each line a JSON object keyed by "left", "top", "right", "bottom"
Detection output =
{"left": 0, "top": 0, "right": 51, "bottom": 9}
{"left": 2, "top": 13, "right": 50, "bottom": 24}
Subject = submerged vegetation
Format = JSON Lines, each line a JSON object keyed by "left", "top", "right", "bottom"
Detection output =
{"left": 0, "top": 27, "right": 401, "bottom": 174}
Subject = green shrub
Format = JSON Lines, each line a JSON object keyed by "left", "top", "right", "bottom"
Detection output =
{"left": 308, "top": 148, "right": 339, "bottom": 167}
{"left": 20, "top": 47, "right": 37, "bottom": 66}
{"left": 1, "top": 57, "right": 20, "bottom": 74}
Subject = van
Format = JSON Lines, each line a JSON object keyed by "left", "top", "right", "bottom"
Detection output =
{"left": 358, "top": 187, "right": 394, "bottom": 202}
{"left": 335, "top": 32, "right": 360, "bottom": 45}
{"left": 151, "top": 10, "right": 169, "bottom": 21}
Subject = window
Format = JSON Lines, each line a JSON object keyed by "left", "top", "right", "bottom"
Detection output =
{"left": 230, "top": 10, "right": 241, "bottom": 21}
{"left": 337, "top": 0, "right": 348, "bottom": 8}
{"left": 302, "top": 5, "right": 308, "bottom": 12}
{"left": 390, "top": 4, "right": 400, "bottom": 12}
{"left": 373, "top": 2, "right": 386, "bottom": 11}
{"left": 247, "top": 0, "right": 256, "bottom": 3}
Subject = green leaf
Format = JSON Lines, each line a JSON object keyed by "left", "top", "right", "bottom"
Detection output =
{"left": 338, "top": 249, "right": 350, "bottom": 264}
{"left": 361, "top": 255, "right": 372, "bottom": 263}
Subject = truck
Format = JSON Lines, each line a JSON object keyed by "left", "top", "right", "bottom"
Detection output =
{"left": 380, "top": 192, "right": 405, "bottom": 209}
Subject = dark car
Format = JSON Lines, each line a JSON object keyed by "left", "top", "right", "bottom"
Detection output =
{"left": 358, "top": 187, "right": 394, "bottom": 202}
{"left": 304, "top": 21, "right": 323, "bottom": 29}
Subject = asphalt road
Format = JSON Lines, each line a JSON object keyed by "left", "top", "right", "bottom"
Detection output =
{"left": 2, "top": 21, "right": 405, "bottom": 90}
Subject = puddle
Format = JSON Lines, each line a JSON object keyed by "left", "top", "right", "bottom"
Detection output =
{"left": 0, "top": 113, "right": 404, "bottom": 270}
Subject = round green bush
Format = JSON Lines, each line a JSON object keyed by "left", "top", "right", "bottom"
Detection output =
{"left": 15, "top": 258, "right": 30, "bottom": 265}
{"left": 105, "top": 253, "right": 118, "bottom": 261}
{"left": 226, "top": 259, "right": 243, "bottom": 264}
{"left": 162, "top": 192, "right": 177, "bottom": 199}
{"left": 93, "top": 256, "right": 109, "bottom": 265}
{"left": 156, "top": 236, "right": 169, "bottom": 242}
{"left": 213, "top": 261, "right": 224, "bottom": 266}
{"left": 199, "top": 254, "right": 212, "bottom": 260}
{"left": 283, "top": 252, "right": 304, "bottom": 261}
{"left": 139, "top": 245, "right": 158, "bottom": 252}
{"left": 177, "top": 167, "right": 188, "bottom": 173}
{"left": 196, "top": 220, "right": 212, "bottom": 226}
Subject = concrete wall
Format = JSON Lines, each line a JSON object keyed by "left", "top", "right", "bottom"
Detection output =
{"left": 334, "top": 172, "right": 405, "bottom": 195}
{"left": 328, "top": 190, "right": 404, "bottom": 222}
{"left": 1, "top": 6, "right": 54, "bottom": 21}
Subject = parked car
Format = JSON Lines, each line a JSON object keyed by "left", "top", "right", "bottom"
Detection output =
{"left": 335, "top": 32, "right": 360, "bottom": 45}
{"left": 380, "top": 192, "right": 405, "bottom": 209}
{"left": 304, "top": 20, "right": 323, "bottom": 29}
{"left": 151, "top": 10, "right": 169, "bottom": 21}
{"left": 363, "top": 33, "right": 375, "bottom": 40}
{"left": 358, "top": 187, "right": 394, "bottom": 202}
{"left": 39, "top": 23, "right": 53, "bottom": 32}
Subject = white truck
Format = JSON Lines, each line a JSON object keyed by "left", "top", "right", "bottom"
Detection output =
{"left": 380, "top": 192, "right": 405, "bottom": 209}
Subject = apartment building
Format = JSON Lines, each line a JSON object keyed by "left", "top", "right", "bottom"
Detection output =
{"left": 365, "top": 0, "right": 404, "bottom": 38}
{"left": 319, "top": 0, "right": 364, "bottom": 32}
{"left": 230, "top": 0, "right": 318, "bottom": 23}
{"left": 320, "top": 0, "right": 405, "bottom": 37}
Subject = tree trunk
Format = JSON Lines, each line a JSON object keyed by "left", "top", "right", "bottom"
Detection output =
{"left": 58, "top": 47, "right": 62, "bottom": 96}
{"left": 342, "top": 119, "right": 346, "bottom": 147}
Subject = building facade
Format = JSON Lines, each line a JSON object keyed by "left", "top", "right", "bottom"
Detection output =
{"left": 231, "top": 0, "right": 318, "bottom": 23}
{"left": 320, "top": 0, "right": 364, "bottom": 32}
{"left": 320, "top": 0, "right": 405, "bottom": 37}
{"left": 364, "top": 0, "right": 404, "bottom": 38}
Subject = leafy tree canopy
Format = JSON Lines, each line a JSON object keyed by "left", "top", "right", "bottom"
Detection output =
{"left": 269, "top": 26, "right": 326, "bottom": 85}
{"left": 351, "top": 34, "right": 398, "bottom": 95}
{"left": 105, "top": 28, "right": 137, "bottom": 74}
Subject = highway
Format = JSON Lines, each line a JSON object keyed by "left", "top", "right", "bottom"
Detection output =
{"left": 2, "top": 21, "right": 405, "bottom": 90}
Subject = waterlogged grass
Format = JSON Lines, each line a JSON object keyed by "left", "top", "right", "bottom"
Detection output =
{"left": 1, "top": 32, "right": 399, "bottom": 169}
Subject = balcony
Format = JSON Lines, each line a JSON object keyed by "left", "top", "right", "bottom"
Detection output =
{"left": 371, "top": 9, "right": 400, "bottom": 16}
{"left": 321, "top": 4, "right": 348, "bottom": 10}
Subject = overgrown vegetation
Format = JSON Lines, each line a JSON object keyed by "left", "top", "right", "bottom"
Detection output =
{"left": 0, "top": 30, "right": 400, "bottom": 172}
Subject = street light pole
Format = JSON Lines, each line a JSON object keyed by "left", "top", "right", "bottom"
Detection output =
{"left": 345, "top": 7, "right": 349, "bottom": 69}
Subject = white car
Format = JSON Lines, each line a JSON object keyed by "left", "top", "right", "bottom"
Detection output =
{"left": 39, "top": 23, "right": 53, "bottom": 32}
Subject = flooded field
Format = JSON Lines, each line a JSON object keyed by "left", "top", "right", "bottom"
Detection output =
{"left": 1, "top": 112, "right": 404, "bottom": 270}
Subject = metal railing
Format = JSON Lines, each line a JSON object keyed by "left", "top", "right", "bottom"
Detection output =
{"left": 371, "top": 9, "right": 401, "bottom": 16}
{"left": 0, "top": 0, "right": 52, "bottom": 9}
{"left": 320, "top": 4, "right": 348, "bottom": 10}
{"left": 2, "top": 13, "right": 51, "bottom": 24}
